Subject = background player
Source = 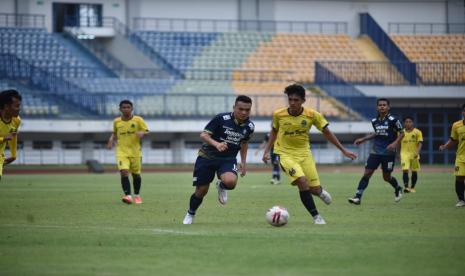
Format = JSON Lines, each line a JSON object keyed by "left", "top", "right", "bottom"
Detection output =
{"left": 439, "top": 104, "right": 465, "bottom": 207}
{"left": 349, "top": 98, "right": 404, "bottom": 205}
{"left": 400, "top": 116, "right": 423, "bottom": 193}
{"left": 256, "top": 131, "right": 281, "bottom": 184}
{"left": 262, "top": 84, "right": 356, "bottom": 225}
{"left": 0, "top": 89, "right": 21, "bottom": 182}
{"left": 183, "top": 95, "right": 254, "bottom": 224}
{"left": 107, "top": 100, "right": 149, "bottom": 204}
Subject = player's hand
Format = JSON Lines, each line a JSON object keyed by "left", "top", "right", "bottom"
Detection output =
{"left": 262, "top": 151, "right": 270, "bottom": 164}
{"left": 3, "top": 132, "right": 17, "bottom": 141}
{"left": 216, "top": 142, "right": 228, "bottom": 152}
{"left": 343, "top": 150, "right": 357, "bottom": 160}
{"left": 136, "top": 131, "right": 146, "bottom": 139}
{"left": 439, "top": 144, "right": 447, "bottom": 151}
{"left": 106, "top": 139, "right": 114, "bottom": 150}
{"left": 386, "top": 143, "right": 397, "bottom": 152}
{"left": 3, "top": 157, "right": 16, "bottom": 165}
{"left": 239, "top": 162, "right": 246, "bottom": 177}
{"left": 354, "top": 138, "right": 364, "bottom": 145}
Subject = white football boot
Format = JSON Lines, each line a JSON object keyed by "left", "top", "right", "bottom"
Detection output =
{"left": 183, "top": 212, "right": 195, "bottom": 225}
{"left": 455, "top": 200, "right": 465, "bottom": 207}
{"left": 313, "top": 214, "right": 326, "bottom": 225}
{"left": 319, "top": 189, "right": 332, "bottom": 205}
{"left": 394, "top": 187, "right": 403, "bottom": 203}
{"left": 216, "top": 180, "right": 228, "bottom": 205}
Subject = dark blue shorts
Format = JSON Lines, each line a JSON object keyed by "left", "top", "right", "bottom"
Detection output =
{"left": 365, "top": 154, "right": 396, "bottom": 173}
{"left": 193, "top": 156, "right": 237, "bottom": 186}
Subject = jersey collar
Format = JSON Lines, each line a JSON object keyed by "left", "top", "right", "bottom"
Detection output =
{"left": 378, "top": 113, "right": 390, "bottom": 120}
{"left": 231, "top": 112, "right": 247, "bottom": 126}
{"left": 287, "top": 107, "right": 304, "bottom": 117}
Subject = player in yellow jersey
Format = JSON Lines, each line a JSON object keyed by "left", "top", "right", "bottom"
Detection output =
{"left": 107, "top": 100, "right": 149, "bottom": 204}
{"left": 400, "top": 116, "right": 423, "bottom": 193}
{"left": 0, "top": 89, "right": 21, "bottom": 181}
{"left": 439, "top": 104, "right": 465, "bottom": 207}
{"left": 262, "top": 84, "right": 357, "bottom": 225}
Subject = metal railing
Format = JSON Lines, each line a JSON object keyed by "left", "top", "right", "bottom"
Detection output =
{"left": 0, "top": 13, "right": 45, "bottom": 28}
{"left": 388, "top": 22, "right": 465, "bottom": 34}
{"left": 132, "top": 17, "right": 348, "bottom": 34}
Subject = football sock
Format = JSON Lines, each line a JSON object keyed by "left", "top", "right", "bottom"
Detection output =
{"left": 121, "top": 176, "right": 131, "bottom": 195}
{"left": 188, "top": 193, "right": 203, "bottom": 215}
{"left": 272, "top": 164, "right": 280, "bottom": 180}
{"left": 455, "top": 180, "right": 465, "bottom": 201}
{"left": 411, "top": 172, "right": 418, "bottom": 188}
{"left": 219, "top": 181, "right": 233, "bottom": 190}
{"left": 133, "top": 174, "right": 141, "bottom": 194}
{"left": 299, "top": 190, "right": 318, "bottom": 217}
{"left": 355, "top": 176, "right": 370, "bottom": 198}
{"left": 403, "top": 172, "right": 409, "bottom": 187}
{"left": 388, "top": 177, "right": 401, "bottom": 190}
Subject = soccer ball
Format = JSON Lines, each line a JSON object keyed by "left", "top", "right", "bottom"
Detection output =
{"left": 265, "top": 206, "right": 289, "bottom": 227}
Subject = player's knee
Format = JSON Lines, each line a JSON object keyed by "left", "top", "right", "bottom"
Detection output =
{"left": 195, "top": 186, "right": 209, "bottom": 198}
{"left": 223, "top": 179, "right": 237, "bottom": 189}
{"left": 309, "top": 185, "right": 321, "bottom": 195}
{"left": 383, "top": 174, "right": 392, "bottom": 182}
{"left": 120, "top": 170, "right": 129, "bottom": 177}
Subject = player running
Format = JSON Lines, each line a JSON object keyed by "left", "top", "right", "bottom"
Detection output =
{"left": 439, "top": 104, "right": 465, "bottom": 207}
{"left": 0, "top": 89, "right": 21, "bottom": 181}
{"left": 262, "top": 84, "right": 356, "bottom": 225}
{"left": 400, "top": 116, "right": 423, "bottom": 193}
{"left": 107, "top": 100, "right": 149, "bottom": 204}
{"left": 348, "top": 98, "right": 404, "bottom": 205}
{"left": 182, "top": 95, "right": 254, "bottom": 224}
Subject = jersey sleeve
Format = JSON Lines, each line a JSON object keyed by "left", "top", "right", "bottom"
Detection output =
{"left": 138, "top": 117, "right": 149, "bottom": 132}
{"left": 272, "top": 112, "right": 279, "bottom": 130}
{"left": 204, "top": 115, "right": 221, "bottom": 134}
{"left": 244, "top": 122, "right": 255, "bottom": 142}
{"left": 312, "top": 111, "right": 329, "bottom": 132}
{"left": 393, "top": 118, "right": 403, "bottom": 132}
{"left": 417, "top": 129, "right": 423, "bottom": 142}
{"left": 113, "top": 119, "right": 117, "bottom": 134}
{"left": 451, "top": 123, "right": 458, "bottom": 140}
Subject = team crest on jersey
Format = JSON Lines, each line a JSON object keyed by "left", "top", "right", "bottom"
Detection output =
{"left": 301, "top": 120, "right": 307, "bottom": 126}
{"left": 131, "top": 124, "right": 135, "bottom": 128}
{"left": 223, "top": 115, "right": 231, "bottom": 120}
{"left": 289, "top": 168, "right": 296, "bottom": 176}
{"left": 248, "top": 122, "right": 254, "bottom": 130}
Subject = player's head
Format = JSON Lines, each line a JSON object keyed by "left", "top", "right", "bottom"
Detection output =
{"left": 0, "top": 89, "right": 22, "bottom": 117}
{"left": 284, "top": 84, "right": 306, "bottom": 112}
{"left": 376, "top": 98, "right": 390, "bottom": 115}
{"left": 403, "top": 116, "right": 414, "bottom": 130}
{"left": 233, "top": 95, "right": 252, "bottom": 122}
{"left": 119, "top": 99, "right": 133, "bottom": 117}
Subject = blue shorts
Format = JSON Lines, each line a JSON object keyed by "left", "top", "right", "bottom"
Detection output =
{"left": 193, "top": 156, "right": 237, "bottom": 186}
{"left": 365, "top": 154, "right": 396, "bottom": 173}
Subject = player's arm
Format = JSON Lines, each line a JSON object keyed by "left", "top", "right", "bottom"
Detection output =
{"left": 322, "top": 126, "right": 357, "bottom": 160}
{"left": 107, "top": 133, "right": 116, "bottom": 150}
{"left": 262, "top": 128, "right": 277, "bottom": 163}
{"left": 200, "top": 131, "right": 227, "bottom": 152}
{"left": 415, "top": 142, "right": 423, "bottom": 158}
{"left": 439, "top": 138, "right": 457, "bottom": 151}
{"left": 239, "top": 140, "right": 248, "bottom": 177}
{"left": 136, "top": 118, "right": 149, "bottom": 139}
{"left": 354, "top": 133, "right": 376, "bottom": 145}
{"left": 4, "top": 133, "right": 18, "bottom": 165}
{"left": 387, "top": 131, "right": 404, "bottom": 151}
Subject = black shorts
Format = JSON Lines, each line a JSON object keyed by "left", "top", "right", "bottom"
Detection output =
{"left": 365, "top": 154, "right": 396, "bottom": 173}
{"left": 192, "top": 156, "right": 237, "bottom": 186}
{"left": 270, "top": 150, "right": 279, "bottom": 165}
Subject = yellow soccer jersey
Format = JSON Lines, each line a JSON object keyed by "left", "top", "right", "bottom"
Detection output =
{"left": 0, "top": 116, "right": 21, "bottom": 158}
{"left": 401, "top": 128, "right": 423, "bottom": 158}
{"left": 451, "top": 120, "right": 465, "bottom": 163}
{"left": 113, "top": 115, "right": 149, "bottom": 157}
{"left": 272, "top": 107, "right": 328, "bottom": 157}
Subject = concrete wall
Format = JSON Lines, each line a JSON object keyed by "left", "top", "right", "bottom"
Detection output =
{"left": 0, "top": 0, "right": 15, "bottom": 14}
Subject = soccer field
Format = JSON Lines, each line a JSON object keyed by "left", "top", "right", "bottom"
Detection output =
{"left": 0, "top": 171, "right": 464, "bottom": 276}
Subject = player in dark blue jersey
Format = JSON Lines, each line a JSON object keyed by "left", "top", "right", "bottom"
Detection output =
{"left": 348, "top": 98, "right": 404, "bottom": 205}
{"left": 183, "top": 95, "right": 254, "bottom": 224}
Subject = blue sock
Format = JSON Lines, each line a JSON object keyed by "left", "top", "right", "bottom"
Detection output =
{"left": 355, "top": 176, "right": 370, "bottom": 198}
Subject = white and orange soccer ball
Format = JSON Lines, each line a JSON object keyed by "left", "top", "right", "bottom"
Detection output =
{"left": 265, "top": 206, "right": 289, "bottom": 227}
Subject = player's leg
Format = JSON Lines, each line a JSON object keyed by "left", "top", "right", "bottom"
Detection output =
{"left": 381, "top": 155, "right": 402, "bottom": 202}
{"left": 117, "top": 157, "right": 132, "bottom": 204}
{"left": 454, "top": 162, "right": 465, "bottom": 207}
{"left": 410, "top": 159, "right": 420, "bottom": 192}
{"left": 349, "top": 154, "right": 378, "bottom": 204}
{"left": 130, "top": 157, "right": 143, "bottom": 204}
{"left": 401, "top": 155, "right": 410, "bottom": 192}
{"left": 270, "top": 152, "right": 281, "bottom": 184}
{"left": 183, "top": 157, "right": 215, "bottom": 224}
{"left": 301, "top": 154, "right": 331, "bottom": 205}
{"left": 216, "top": 160, "right": 239, "bottom": 205}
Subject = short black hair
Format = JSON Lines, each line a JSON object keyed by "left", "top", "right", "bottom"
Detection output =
{"left": 119, "top": 100, "right": 133, "bottom": 108}
{"left": 377, "top": 98, "right": 390, "bottom": 105}
{"left": 235, "top": 95, "right": 252, "bottom": 104}
{"left": 284, "top": 84, "right": 306, "bottom": 100}
{"left": 403, "top": 116, "right": 414, "bottom": 122}
{"left": 0, "top": 89, "right": 22, "bottom": 109}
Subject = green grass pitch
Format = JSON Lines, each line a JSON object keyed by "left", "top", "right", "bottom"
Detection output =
{"left": 0, "top": 171, "right": 464, "bottom": 276}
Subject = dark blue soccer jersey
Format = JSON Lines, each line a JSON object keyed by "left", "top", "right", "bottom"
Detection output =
{"left": 199, "top": 112, "right": 255, "bottom": 160}
{"left": 371, "top": 114, "right": 403, "bottom": 155}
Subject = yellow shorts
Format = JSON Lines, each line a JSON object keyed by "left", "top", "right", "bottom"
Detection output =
{"left": 401, "top": 155, "right": 420, "bottom": 171}
{"left": 117, "top": 156, "right": 142, "bottom": 174}
{"left": 278, "top": 153, "right": 320, "bottom": 187}
{"left": 455, "top": 162, "right": 465, "bottom": 176}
